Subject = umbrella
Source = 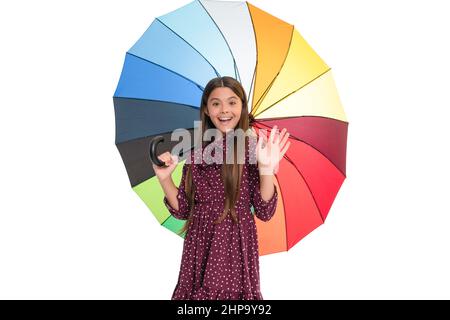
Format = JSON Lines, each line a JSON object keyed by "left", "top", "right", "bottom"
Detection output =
{"left": 113, "top": 0, "right": 348, "bottom": 256}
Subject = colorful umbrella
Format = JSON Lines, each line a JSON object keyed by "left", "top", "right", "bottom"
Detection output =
{"left": 113, "top": 0, "right": 348, "bottom": 255}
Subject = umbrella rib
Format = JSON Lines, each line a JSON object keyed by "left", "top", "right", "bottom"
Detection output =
{"left": 161, "top": 210, "right": 189, "bottom": 231}
{"left": 246, "top": 1, "right": 259, "bottom": 113}
{"left": 124, "top": 52, "right": 206, "bottom": 92}
{"left": 254, "top": 67, "right": 332, "bottom": 118}
{"left": 197, "top": 0, "right": 241, "bottom": 81}
{"left": 255, "top": 114, "right": 349, "bottom": 125}
{"left": 252, "top": 25, "right": 295, "bottom": 115}
{"left": 248, "top": 65, "right": 257, "bottom": 111}
{"left": 155, "top": 18, "right": 221, "bottom": 77}
{"left": 272, "top": 172, "right": 289, "bottom": 252}
{"left": 254, "top": 120, "right": 347, "bottom": 178}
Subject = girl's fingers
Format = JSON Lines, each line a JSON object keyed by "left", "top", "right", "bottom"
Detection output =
{"left": 269, "top": 125, "right": 278, "bottom": 144}
{"left": 157, "top": 152, "right": 174, "bottom": 166}
{"left": 263, "top": 132, "right": 269, "bottom": 148}
{"left": 274, "top": 127, "right": 283, "bottom": 144}
{"left": 280, "top": 128, "right": 287, "bottom": 141}
{"left": 256, "top": 134, "right": 263, "bottom": 153}
{"left": 280, "top": 141, "right": 290, "bottom": 159}
{"left": 279, "top": 130, "right": 290, "bottom": 149}
{"left": 160, "top": 156, "right": 169, "bottom": 164}
{"left": 258, "top": 129, "right": 266, "bottom": 148}
{"left": 258, "top": 128, "right": 265, "bottom": 139}
{"left": 276, "top": 128, "right": 285, "bottom": 143}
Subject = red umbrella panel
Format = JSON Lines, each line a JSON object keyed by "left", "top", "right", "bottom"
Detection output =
{"left": 251, "top": 116, "right": 347, "bottom": 255}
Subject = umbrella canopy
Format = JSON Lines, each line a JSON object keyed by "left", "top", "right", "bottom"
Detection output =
{"left": 113, "top": 0, "right": 348, "bottom": 255}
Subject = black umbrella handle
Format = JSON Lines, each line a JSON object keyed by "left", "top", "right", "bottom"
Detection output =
{"left": 149, "top": 136, "right": 186, "bottom": 167}
{"left": 149, "top": 136, "right": 167, "bottom": 167}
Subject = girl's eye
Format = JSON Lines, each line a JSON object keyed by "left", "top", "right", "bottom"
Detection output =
{"left": 211, "top": 101, "right": 237, "bottom": 106}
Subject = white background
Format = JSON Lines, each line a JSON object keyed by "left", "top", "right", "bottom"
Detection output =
{"left": 1, "top": 0, "right": 449, "bottom": 299}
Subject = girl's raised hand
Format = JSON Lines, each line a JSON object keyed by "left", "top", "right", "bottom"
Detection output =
{"left": 152, "top": 152, "right": 179, "bottom": 182}
{"left": 252, "top": 125, "right": 290, "bottom": 175}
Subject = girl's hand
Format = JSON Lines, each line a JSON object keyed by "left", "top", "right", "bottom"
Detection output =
{"left": 252, "top": 125, "right": 290, "bottom": 175}
{"left": 152, "top": 152, "right": 179, "bottom": 182}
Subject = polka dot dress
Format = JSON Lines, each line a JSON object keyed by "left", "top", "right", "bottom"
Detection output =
{"left": 163, "top": 134, "right": 278, "bottom": 300}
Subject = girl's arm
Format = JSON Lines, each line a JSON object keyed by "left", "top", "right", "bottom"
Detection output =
{"left": 160, "top": 176, "right": 180, "bottom": 211}
{"left": 153, "top": 152, "right": 192, "bottom": 220}
{"left": 161, "top": 162, "right": 192, "bottom": 220}
{"left": 248, "top": 125, "right": 289, "bottom": 221}
{"left": 259, "top": 167, "right": 275, "bottom": 202}
{"left": 249, "top": 163, "right": 278, "bottom": 222}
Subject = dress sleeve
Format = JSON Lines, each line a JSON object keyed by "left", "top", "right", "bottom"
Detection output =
{"left": 163, "top": 161, "right": 192, "bottom": 220}
{"left": 248, "top": 163, "right": 278, "bottom": 222}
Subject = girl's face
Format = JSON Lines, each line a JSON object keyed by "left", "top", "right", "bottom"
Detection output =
{"left": 205, "top": 87, "right": 242, "bottom": 134}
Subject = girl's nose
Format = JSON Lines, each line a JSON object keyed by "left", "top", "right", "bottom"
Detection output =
{"left": 220, "top": 104, "right": 231, "bottom": 112}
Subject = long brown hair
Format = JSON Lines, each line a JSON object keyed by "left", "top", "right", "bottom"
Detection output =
{"left": 178, "top": 76, "right": 252, "bottom": 235}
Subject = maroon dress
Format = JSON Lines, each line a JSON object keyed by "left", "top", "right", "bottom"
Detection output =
{"left": 163, "top": 134, "right": 278, "bottom": 300}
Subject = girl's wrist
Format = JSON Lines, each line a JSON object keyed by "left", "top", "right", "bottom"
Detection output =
{"left": 258, "top": 163, "right": 275, "bottom": 175}
{"left": 158, "top": 175, "right": 173, "bottom": 184}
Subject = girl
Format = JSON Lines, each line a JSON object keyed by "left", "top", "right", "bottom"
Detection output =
{"left": 153, "top": 76, "right": 290, "bottom": 300}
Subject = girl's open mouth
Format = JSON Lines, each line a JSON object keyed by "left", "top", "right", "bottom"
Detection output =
{"left": 218, "top": 117, "right": 233, "bottom": 124}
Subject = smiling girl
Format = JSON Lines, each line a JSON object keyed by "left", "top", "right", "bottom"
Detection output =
{"left": 153, "top": 76, "right": 290, "bottom": 300}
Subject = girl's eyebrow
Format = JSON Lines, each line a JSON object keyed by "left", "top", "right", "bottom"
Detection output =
{"left": 210, "top": 96, "right": 238, "bottom": 101}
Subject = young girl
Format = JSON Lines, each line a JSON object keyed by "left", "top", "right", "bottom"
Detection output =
{"left": 153, "top": 76, "right": 290, "bottom": 300}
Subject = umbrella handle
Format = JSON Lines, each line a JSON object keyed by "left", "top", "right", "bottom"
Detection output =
{"left": 149, "top": 136, "right": 167, "bottom": 167}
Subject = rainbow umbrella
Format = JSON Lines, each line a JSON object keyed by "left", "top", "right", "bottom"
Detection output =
{"left": 113, "top": 0, "right": 348, "bottom": 255}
